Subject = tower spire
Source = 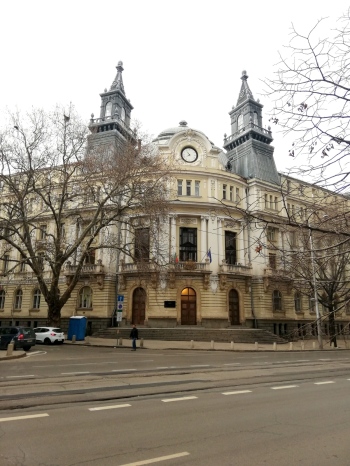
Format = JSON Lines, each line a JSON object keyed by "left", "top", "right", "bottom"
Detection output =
{"left": 236, "top": 70, "right": 254, "bottom": 105}
{"left": 110, "top": 61, "right": 125, "bottom": 94}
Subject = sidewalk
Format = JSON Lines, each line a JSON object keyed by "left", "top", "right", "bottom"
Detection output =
{"left": 0, "top": 337, "right": 345, "bottom": 361}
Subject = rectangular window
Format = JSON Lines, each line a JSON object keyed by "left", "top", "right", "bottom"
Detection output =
{"left": 264, "top": 194, "right": 268, "bottom": 208}
{"left": 269, "top": 195, "right": 273, "bottom": 209}
{"left": 269, "top": 253, "right": 277, "bottom": 269}
{"left": 20, "top": 254, "right": 26, "bottom": 272}
{"left": 177, "top": 180, "right": 183, "bottom": 196}
{"left": 179, "top": 228, "right": 197, "bottom": 261}
{"left": 134, "top": 228, "right": 150, "bottom": 262}
{"left": 3, "top": 255, "right": 9, "bottom": 273}
{"left": 85, "top": 249, "right": 96, "bottom": 265}
{"left": 39, "top": 225, "right": 47, "bottom": 240}
{"left": 186, "top": 180, "right": 191, "bottom": 196}
{"left": 229, "top": 186, "right": 233, "bottom": 201}
{"left": 274, "top": 197, "right": 278, "bottom": 210}
{"left": 60, "top": 223, "right": 66, "bottom": 238}
{"left": 225, "top": 231, "right": 237, "bottom": 265}
{"left": 267, "top": 227, "right": 276, "bottom": 242}
{"left": 223, "top": 184, "right": 227, "bottom": 200}
{"left": 37, "top": 252, "right": 44, "bottom": 271}
{"left": 236, "top": 188, "right": 240, "bottom": 203}
{"left": 195, "top": 181, "right": 200, "bottom": 196}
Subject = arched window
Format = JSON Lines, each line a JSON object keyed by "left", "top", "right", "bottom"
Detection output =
{"left": 33, "top": 289, "right": 41, "bottom": 309}
{"left": 237, "top": 114, "right": 244, "bottom": 131}
{"left": 14, "top": 289, "right": 22, "bottom": 309}
{"left": 272, "top": 290, "right": 282, "bottom": 311}
{"left": 0, "top": 290, "right": 5, "bottom": 309}
{"left": 105, "top": 101, "right": 112, "bottom": 118}
{"left": 120, "top": 107, "right": 126, "bottom": 121}
{"left": 79, "top": 286, "right": 92, "bottom": 308}
{"left": 253, "top": 111, "right": 258, "bottom": 125}
{"left": 309, "top": 296, "right": 315, "bottom": 313}
{"left": 294, "top": 292, "right": 301, "bottom": 313}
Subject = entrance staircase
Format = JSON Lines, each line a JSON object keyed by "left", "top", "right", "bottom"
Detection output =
{"left": 93, "top": 327, "right": 287, "bottom": 344}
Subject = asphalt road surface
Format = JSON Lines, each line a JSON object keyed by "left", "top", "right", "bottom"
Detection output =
{"left": 1, "top": 345, "right": 350, "bottom": 465}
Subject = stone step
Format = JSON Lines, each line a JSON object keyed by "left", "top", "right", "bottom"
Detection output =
{"left": 93, "top": 327, "right": 287, "bottom": 344}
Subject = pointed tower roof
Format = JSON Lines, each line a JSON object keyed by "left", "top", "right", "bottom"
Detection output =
{"left": 110, "top": 61, "right": 125, "bottom": 94}
{"left": 236, "top": 70, "right": 254, "bottom": 106}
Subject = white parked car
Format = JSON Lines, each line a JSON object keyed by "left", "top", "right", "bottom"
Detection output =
{"left": 34, "top": 327, "right": 65, "bottom": 344}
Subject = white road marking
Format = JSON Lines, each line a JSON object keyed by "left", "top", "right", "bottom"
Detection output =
{"left": 25, "top": 351, "right": 47, "bottom": 357}
{"left": 156, "top": 367, "right": 169, "bottom": 369}
{"left": 162, "top": 396, "right": 198, "bottom": 403}
{"left": 222, "top": 390, "right": 252, "bottom": 395}
{"left": 314, "top": 381, "right": 335, "bottom": 385}
{"left": 61, "top": 371, "right": 90, "bottom": 375}
{"left": 118, "top": 451, "right": 190, "bottom": 465}
{"left": 89, "top": 404, "right": 131, "bottom": 411}
{"left": 190, "top": 364, "right": 210, "bottom": 367}
{"left": 319, "top": 358, "right": 331, "bottom": 361}
{"left": 6, "top": 375, "right": 35, "bottom": 378}
{"left": 296, "top": 360, "right": 310, "bottom": 362}
{"left": 112, "top": 369, "right": 137, "bottom": 372}
{"left": 0, "top": 413, "right": 49, "bottom": 423}
{"left": 224, "top": 363, "right": 241, "bottom": 366}
{"left": 271, "top": 385, "right": 299, "bottom": 390}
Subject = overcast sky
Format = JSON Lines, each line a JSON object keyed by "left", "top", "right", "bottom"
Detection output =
{"left": 1, "top": 0, "right": 348, "bottom": 175}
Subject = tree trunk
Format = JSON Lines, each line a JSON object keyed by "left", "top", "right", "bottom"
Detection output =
{"left": 47, "top": 302, "right": 62, "bottom": 327}
{"left": 328, "top": 306, "right": 337, "bottom": 348}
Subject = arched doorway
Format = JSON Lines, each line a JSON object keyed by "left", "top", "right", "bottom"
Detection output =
{"left": 181, "top": 287, "right": 196, "bottom": 325}
{"left": 132, "top": 287, "right": 146, "bottom": 325}
{"left": 229, "top": 289, "right": 240, "bottom": 325}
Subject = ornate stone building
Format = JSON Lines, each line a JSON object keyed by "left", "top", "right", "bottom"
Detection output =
{"left": 0, "top": 63, "right": 349, "bottom": 338}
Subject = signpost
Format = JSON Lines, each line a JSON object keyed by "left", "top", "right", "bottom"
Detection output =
{"left": 117, "top": 295, "right": 124, "bottom": 322}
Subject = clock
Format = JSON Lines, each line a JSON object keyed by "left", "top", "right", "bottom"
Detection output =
{"left": 181, "top": 146, "right": 198, "bottom": 163}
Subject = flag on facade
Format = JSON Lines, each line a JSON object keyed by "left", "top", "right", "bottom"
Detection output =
{"left": 174, "top": 252, "right": 179, "bottom": 263}
{"left": 207, "top": 248, "right": 212, "bottom": 263}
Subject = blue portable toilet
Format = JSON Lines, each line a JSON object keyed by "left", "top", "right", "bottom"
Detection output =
{"left": 68, "top": 316, "right": 87, "bottom": 341}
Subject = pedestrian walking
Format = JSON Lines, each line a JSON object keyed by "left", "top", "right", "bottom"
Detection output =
{"left": 130, "top": 324, "right": 138, "bottom": 351}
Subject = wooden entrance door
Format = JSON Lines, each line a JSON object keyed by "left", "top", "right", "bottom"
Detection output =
{"left": 181, "top": 287, "right": 196, "bottom": 325}
{"left": 132, "top": 287, "right": 146, "bottom": 325}
{"left": 229, "top": 289, "right": 240, "bottom": 325}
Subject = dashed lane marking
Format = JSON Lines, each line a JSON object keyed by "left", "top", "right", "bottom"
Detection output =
{"left": 223, "top": 363, "right": 241, "bottom": 366}
{"left": 118, "top": 451, "right": 190, "bottom": 465}
{"left": 61, "top": 371, "right": 90, "bottom": 375}
{"left": 271, "top": 385, "right": 299, "bottom": 390}
{"left": 6, "top": 375, "right": 35, "bottom": 378}
{"left": 222, "top": 390, "right": 252, "bottom": 395}
{"left": 190, "top": 365, "right": 210, "bottom": 368}
{"left": 319, "top": 359, "right": 331, "bottom": 361}
{"left": 0, "top": 413, "right": 49, "bottom": 423}
{"left": 162, "top": 396, "right": 198, "bottom": 403}
{"left": 112, "top": 369, "right": 137, "bottom": 372}
{"left": 314, "top": 381, "right": 335, "bottom": 385}
{"left": 89, "top": 404, "right": 131, "bottom": 411}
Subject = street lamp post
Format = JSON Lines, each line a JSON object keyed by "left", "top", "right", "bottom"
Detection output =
{"left": 309, "top": 227, "right": 323, "bottom": 349}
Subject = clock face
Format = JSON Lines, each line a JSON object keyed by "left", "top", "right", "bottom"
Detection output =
{"left": 181, "top": 146, "right": 198, "bottom": 163}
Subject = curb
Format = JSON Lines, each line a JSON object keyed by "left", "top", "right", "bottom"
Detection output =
{"left": 0, "top": 352, "right": 27, "bottom": 362}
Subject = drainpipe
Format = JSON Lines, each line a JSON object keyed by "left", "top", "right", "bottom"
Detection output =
{"left": 246, "top": 187, "right": 258, "bottom": 329}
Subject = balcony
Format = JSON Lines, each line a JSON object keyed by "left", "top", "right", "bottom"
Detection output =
{"left": 219, "top": 262, "right": 252, "bottom": 276}
{"left": 64, "top": 260, "right": 105, "bottom": 289}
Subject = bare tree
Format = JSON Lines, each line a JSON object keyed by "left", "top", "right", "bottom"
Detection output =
{"left": 264, "top": 8, "right": 350, "bottom": 191}
{"left": 0, "top": 106, "right": 171, "bottom": 326}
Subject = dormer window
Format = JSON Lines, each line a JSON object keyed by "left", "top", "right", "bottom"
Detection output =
{"left": 105, "top": 101, "right": 112, "bottom": 117}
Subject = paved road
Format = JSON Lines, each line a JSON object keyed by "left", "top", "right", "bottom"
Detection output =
{"left": 1, "top": 345, "right": 350, "bottom": 410}
{"left": 1, "top": 366, "right": 350, "bottom": 465}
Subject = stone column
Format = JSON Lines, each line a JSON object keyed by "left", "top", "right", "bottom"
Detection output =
{"left": 201, "top": 216, "right": 207, "bottom": 262}
{"left": 170, "top": 215, "right": 177, "bottom": 259}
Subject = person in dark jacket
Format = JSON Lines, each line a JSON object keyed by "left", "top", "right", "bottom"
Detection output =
{"left": 130, "top": 324, "right": 138, "bottom": 351}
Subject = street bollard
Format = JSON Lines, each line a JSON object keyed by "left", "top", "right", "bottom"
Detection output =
{"left": 140, "top": 338, "right": 144, "bottom": 348}
{"left": 289, "top": 342, "right": 293, "bottom": 351}
{"left": 346, "top": 340, "right": 349, "bottom": 350}
{"left": 331, "top": 342, "right": 335, "bottom": 349}
{"left": 313, "top": 342, "right": 316, "bottom": 350}
{"left": 6, "top": 342, "right": 14, "bottom": 356}
{"left": 119, "top": 338, "right": 123, "bottom": 346}
{"left": 255, "top": 342, "right": 258, "bottom": 350}
{"left": 72, "top": 335, "right": 76, "bottom": 343}
{"left": 231, "top": 341, "right": 234, "bottom": 350}
{"left": 273, "top": 342, "right": 277, "bottom": 351}
{"left": 211, "top": 340, "right": 214, "bottom": 350}
{"left": 301, "top": 342, "right": 305, "bottom": 350}
{"left": 190, "top": 340, "right": 194, "bottom": 349}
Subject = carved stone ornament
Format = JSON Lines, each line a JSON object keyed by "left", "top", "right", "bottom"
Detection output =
{"left": 219, "top": 274, "right": 227, "bottom": 291}
{"left": 180, "top": 217, "right": 197, "bottom": 225}
{"left": 119, "top": 274, "right": 126, "bottom": 291}
{"left": 210, "top": 274, "right": 219, "bottom": 293}
{"left": 184, "top": 261, "right": 196, "bottom": 270}
{"left": 168, "top": 271, "right": 176, "bottom": 289}
{"left": 263, "top": 276, "right": 269, "bottom": 293}
{"left": 203, "top": 274, "right": 210, "bottom": 290}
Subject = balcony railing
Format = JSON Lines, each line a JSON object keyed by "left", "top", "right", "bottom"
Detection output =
{"left": 65, "top": 260, "right": 105, "bottom": 276}
{"left": 219, "top": 262, "right": 252, "bottom": 275}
